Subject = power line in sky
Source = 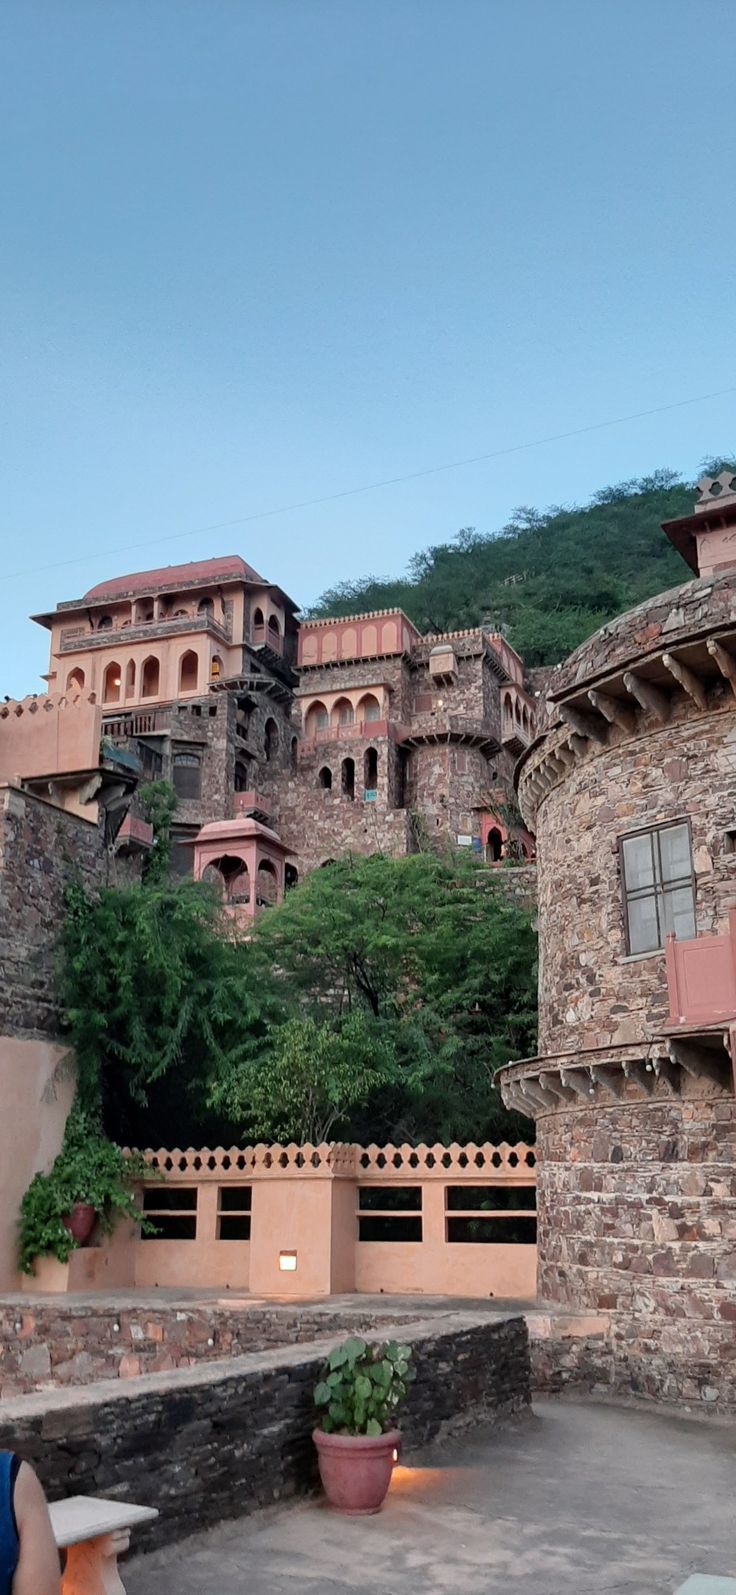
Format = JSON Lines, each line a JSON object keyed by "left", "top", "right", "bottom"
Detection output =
{"left": 3, "top": 381, "right": 735, "bottom": 586}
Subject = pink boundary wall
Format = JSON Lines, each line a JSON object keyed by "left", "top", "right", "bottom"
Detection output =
{"left": 28, "top": 1142, "right": 537, "bottom": 1300}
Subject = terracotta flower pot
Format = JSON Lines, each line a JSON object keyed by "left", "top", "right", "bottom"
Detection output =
{"left": 62, "top": 1202, "right": 97, "bottom": 1247}
{"left": 313, "top": 1428, "right": 400, "bottom": 1515}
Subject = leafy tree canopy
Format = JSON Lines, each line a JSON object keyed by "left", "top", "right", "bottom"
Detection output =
{"left": 62, "top": 853, "right": 537, "bottom": 1149}
{"left": 308, "top": 463, "right": 736, "bottom": 665}
{"left": 208, "top": 852, "right": 537, "bottom": 1146}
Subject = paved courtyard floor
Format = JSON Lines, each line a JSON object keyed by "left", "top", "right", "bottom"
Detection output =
{"left": 126, "top": 1398, "right": 736, "bottom": 1595}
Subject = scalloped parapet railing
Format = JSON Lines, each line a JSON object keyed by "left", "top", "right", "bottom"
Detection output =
{"left": 130, "top": 1140, "right": 536, "bottom": 1182}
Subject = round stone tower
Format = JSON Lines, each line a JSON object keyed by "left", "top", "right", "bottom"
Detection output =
{"left": 499, "top": 472, "right": 736, "bottom": 1407}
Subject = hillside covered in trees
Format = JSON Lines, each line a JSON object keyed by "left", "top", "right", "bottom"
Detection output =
{"left": 310, "top": 465, "right": 730, "bottom": 666}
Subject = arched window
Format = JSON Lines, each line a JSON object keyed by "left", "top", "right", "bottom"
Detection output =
{"left": 332, "top": 697, "right": 354, "bottom": 727}
{"left": 198, "top": 596, "right": 214, "bottom": 616}
{"left": 125, "top": 660, "right": 136, "bottom": 698}
{"left": 234, "top": 759, "right": 251, "bottom": 792}
{"left": 285, "top": 863, "right": 299, "bottom": 891}
{"left": 305, "top": 701, "right": 329, "bottom": 738}
{"left": 210, "top": 655, "right": 223, "bottom": 680}
{"left": 290, "top": 736, "right": 298, "bottom": 774}
{"left": 141, "top": 656, "right": 160, "bottom": 698}
{"left": 203, "top": 855, "right": 249, "bottom": 903}
{"left": 268, "top": 614, "right": 281, "bottom": 640}
{"left": 341, "top": 757, "right": 355, "bottom": 800}
{"left": 66, "top": 668, "right": 85, "bottom": 694}
{"left": 256, "top": 859, "right": 278, "bottom": 907}
{"left": 102, "top": 661, "right": 122, "bottom": 704}
{"left": 228, "top": 864, "right": 250, "bottom": 902}
{"left": 357, "top": 693, "right": 381, "bottom": 723}
{"left": 252, "top": 607, "right": 265, "bottom": 642}
{"left": 173, "top": 752, "right": 202, "bottom": 800}
{"left": 318, "top": 766, "right": 332, "bottom": 790}
{"left": 264, "top": 718, "right": 278, "bottom": 762}
{"left": 364, "top": 746, "right": 378, "bottom": 793}
{"left": 202, "top": 862, "right": 226, "bottom": 897}
{"left": 179, "top": 651, "right": 198, "bottom": 692}
{"left": 486, "top": 828, "right": 503, "bottom": 863}
{"left": 97, "top": 615, "right": 113, "bottom": 631}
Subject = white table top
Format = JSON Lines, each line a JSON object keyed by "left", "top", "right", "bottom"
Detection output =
{"left": 676, "top": 1580, "right": 736, "bottom": 1593}
{"left": 49, "top": 1496, "right": 159, "bottom": 1548}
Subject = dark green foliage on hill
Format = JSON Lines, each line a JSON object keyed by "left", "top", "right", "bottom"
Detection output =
{"left": 310, "top": 468, "right": 721, "bottom": 665}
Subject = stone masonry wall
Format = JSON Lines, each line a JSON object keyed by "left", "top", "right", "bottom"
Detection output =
{"left": 0, "top": 1302, "right": 420, "bottom": 1397}
{"left": 297, "top": 655, "right": 410, "bottom": 715}
{"left": 536, "top": 1094, "right": 736, "bottom": 1409}
{"left": 0, "top": 1314, "right": 531, "bottom": 1549}
{"left": 275, "top": 776, "right": 413, "bottom": 871}
{"left": 549, "top": 567, "right": 729, "bottom": 699}
{"left": 0, "top": 786, "right": 108, "bottom": 1037}
{"left": 528, "top": 697, "right": 736, "bottom": 1056}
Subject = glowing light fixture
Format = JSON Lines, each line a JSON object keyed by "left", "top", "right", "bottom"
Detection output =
{"left": 279, "top": 1250, "right": 297, "bottom": 1272}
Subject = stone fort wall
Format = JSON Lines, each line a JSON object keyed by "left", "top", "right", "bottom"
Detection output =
{"left": 531, "top": 696, "right": 736, "bottom": 1057}
{"left": 535, "top": 1091, "right": 736, "bottom": 1408}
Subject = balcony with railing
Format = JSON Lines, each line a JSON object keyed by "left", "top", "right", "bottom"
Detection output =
{"left": 102, "top": 709, "right": 168, "bottom": 738}
{"left": 664, "top": 913, "right": 736, "bottom": 1093}
{"left": 302, "top": 717, "right": 390, "bottom": 745}
{"left": 231, "top": 790, "right": 273, "bottom": 824}
{"left": 59, "top": 610, "right": 232, "bottom": 653}
{"left": 251, "top": 621, "right": 283, "bottom": 657}
{"left": 666, "top": 911, "right": 736, "bottom": 1029}
{"left": 401, "top": 713, "right": 500, "bottom": 750}
{"left": 501, "top": 686, "right": 534, "bottom": 756}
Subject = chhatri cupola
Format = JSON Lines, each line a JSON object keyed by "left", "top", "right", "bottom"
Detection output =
{"left": 663, "top": 469, "right": 736, "bottom": 578}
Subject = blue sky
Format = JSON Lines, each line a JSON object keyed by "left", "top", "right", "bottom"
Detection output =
{"left": 1, "top": 0, "right": 735, "bottom": 697}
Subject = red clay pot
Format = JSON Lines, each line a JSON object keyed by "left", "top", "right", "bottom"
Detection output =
{"left": 313, "top": 1428, "right": 400, "bottom": 1515}
{"left": 62, "top": 1202, "right": 97, "bottom": 1246}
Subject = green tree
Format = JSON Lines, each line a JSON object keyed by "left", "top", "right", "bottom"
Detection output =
{"left": 219, "top": 1011, "right": 400, "bottom": 1144}
{"left": 138, "top": 780, "right": 178, "bottom": 884}
{"left": 210, "top": 853, "right": 537, "bottom": 1145}
{"left": 61, "top": 878, "right": 282, "bottom": 1145}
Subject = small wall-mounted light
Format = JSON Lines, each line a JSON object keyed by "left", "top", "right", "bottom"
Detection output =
{"left": 279, "top": 1250, "right": 297, "bottom": 1273}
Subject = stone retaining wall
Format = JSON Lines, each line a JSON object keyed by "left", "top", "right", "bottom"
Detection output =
{"left": 0, "top": 1313, "right": 530, "bottom": 1549}
{"left": 0, "top": 1302, "right": 419, "bottom": 1397}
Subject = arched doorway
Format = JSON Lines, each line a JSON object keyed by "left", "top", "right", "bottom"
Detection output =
{"left": 256, "top": 859, "right": 278, "bottom": 907}
{"left": 341, "top": 757, "right": 355, "bottom": 799}
{"left": 179, "top": 651, "right": 198, "bottom": 692}
{"left": 141, "top": 656, "right": 160, "bottom": 699}
{"left": 486, "top": 828, "right": 503, "bottom": 863}
{"left": 364, "top": 746, "right": 378, "bottom": 794}
{"left": 202, "top": 855, "right": 250, "bottom": 904}
{"left": 102, "top": 662, "right": 122, "bottom": 704}
{"left": 264, "top": 718, "right": 278, "bottom": 762}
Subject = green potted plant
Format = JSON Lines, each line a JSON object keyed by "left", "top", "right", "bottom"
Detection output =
{"left": 19, "top": 1106, "right": 154, "bottom": 1274}
{"left": 313, "top": 1336, "right": 415, "bottom": 1514}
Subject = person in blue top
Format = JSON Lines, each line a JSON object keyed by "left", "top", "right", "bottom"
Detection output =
{"left": 0, "top": 1453, "right": 59, "bottom": 1595}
